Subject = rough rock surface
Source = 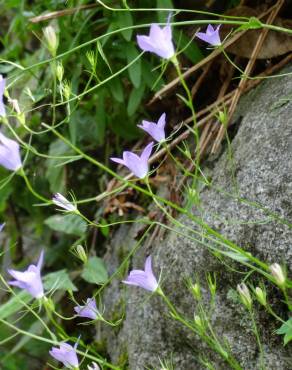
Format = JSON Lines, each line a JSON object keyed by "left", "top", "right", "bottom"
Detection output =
{"left": 100, "top": 67, "right": 292, "bottom": 369}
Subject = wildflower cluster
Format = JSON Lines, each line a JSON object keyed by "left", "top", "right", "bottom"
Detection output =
{"left": 1, "top": 10, "right": 290, "bottom": 370}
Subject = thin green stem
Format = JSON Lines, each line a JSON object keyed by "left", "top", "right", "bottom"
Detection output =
{"left": 160, "top": 291, "right": 242, "bottom": 369}
{"left": 19, "top": 168, "right": 51, "bottom": 204}
{"left": 249, "top": 308, "right": 265, "bottom": 370}
{"left": 0, "top": 319, "right": 119, "bottom": 370}
{"left": 44, "top": 123, "right": 271, "bottom": 276}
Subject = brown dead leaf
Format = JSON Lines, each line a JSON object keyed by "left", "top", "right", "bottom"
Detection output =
{"left": 221, "top": 6, "right": 292, "bottom": 59}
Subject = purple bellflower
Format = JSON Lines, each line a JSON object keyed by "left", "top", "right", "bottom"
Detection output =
{"left": 49, "top": 342, "right": 79, "bottom": 369}
{"left": 8, "top": 250, "right": 44, "bottom": 299}
{"left": 111, "top": 142, "right": 153, "bottom": 179}
{"left": 123, "top": 255, "right": 159, "bottom": 292}
{"left": 74, "top": 297, "right": 98, "bottom": 320}
{"left": 0, "top": 223, "right": 5, "bottom": 232}
{"left": 0, "top": 132, "right": 22, "bottom": 171}
{"left": 196, "top": 25, "right": 221, "bottom": 46}
{"left": 138, "top": 113, "right": 166, "bottom": 143}
{"left": 0, "top": 75, "right": 6, "bottom": 117}
{"left": 137, "top": 18, "right": 175, "bottom": 59}
{"left": 52, "top": 193, "right": 77, "bottom": 212}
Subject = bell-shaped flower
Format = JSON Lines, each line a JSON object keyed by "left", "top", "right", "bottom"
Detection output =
{"left": 123, "top": 255, "right": 159, "bottom": 292}
{"left": 196, "top": 24, "right": 221, "bottom": 46}
{"left": 137, "top": 19, "right": 175, "bottom": 59}
{"left": 49, "top": 342, "right": 79, "bottom": 369}
{"left": 138, "top": 113, "right": 166, "bottom": 143}
{"left": 0, "top": 223, "right": 5, "bottom": 232}
{"left": 0, "top": 132, "right": 22, "bottom": 171}
{"left": 52, "top": 193, "right": 77, "bottom": 212}
{"left": 0, "top": 75, "right": 5, "bottom": 117}
{"left": 111, "top": 142, "right": 153, "bottom": 179}
{"left": 8, "top": 250, "right": 44, "bottom": 299}
{"left": 74, "top": 297, "right": 98, "bottom": 320}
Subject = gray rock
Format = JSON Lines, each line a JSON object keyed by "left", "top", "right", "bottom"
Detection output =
{"left": 100, "top": 66, "right": 292, "bottom": 369}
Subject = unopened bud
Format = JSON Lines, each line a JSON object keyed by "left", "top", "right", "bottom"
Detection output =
{"left": 43, "top": 296, "right": 55, "bottom": 312}
{"left": 43, "top": 25, "right": 58, "bottom": 56}
{"left": 76, "top": 245, "right": 87, "bottom": 264}
{"left": 63, "top": 81, "right": 71, "bottom": 101}
{"left": 207, "top": 273, "right": 216, "bottom": 297}
{"left": 270, "top": 263, "right": 285, "bottom": 286}
{"left": 56, "top": 62, "right": 64, "bottom": 82}
{"left": 8, "top": 98, "right": 21, "bottom": 114}
{"left": 255, "top": 287, "right": 267, "bottom": 306}
{"left": 218, "top": 110, "right": 227, "bottom": 125}
{"left": 194, "top": 315, "right": 204, "bottom": 331}
{"left": 191, "top": 283, "right": 201, "bottom": 301}
{"left": 237, "top": 283, "right": 252, "bottom": 309}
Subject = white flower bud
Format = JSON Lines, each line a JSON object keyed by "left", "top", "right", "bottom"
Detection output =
{"left": 270, "top": 263, "right": 285, "bottom": 286}
{"left": 76, "top": 245, "right": 88, "bottom": 264}
{"left": 255, "top": 287, "right": 267, "bottom": 306}
{"left": 237, "top": 283, "right": 252, "bottom": 309}
{"left": 43, "top": 25, "right": 58, "bottom": 56}
{"left": 56, "top": 62, "right": 64, "bottom": 82}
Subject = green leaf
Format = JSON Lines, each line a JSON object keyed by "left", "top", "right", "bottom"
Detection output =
{"left": 221, "top": 251, "right": 251, "bottom": 262}
{"left": 173, "top": 30, "right": 204, "bottom": 64}
{"left": 0, "top": 180, "right": 13, "bottom": 212}
{"left": 81, "top": 256, "right": 108, "bottom": 285}
{"left": 238, "top": 17, "right": 262, "bottom": 31}
{"left": 276, "top": 318, "right": 292, "bottom": 345}
{"left": 108, "top": 77, "right": 124, "bottom": 103}
{"left": 141, "top": 60, "right": 164, "bottom": 91}
{"left": 176, "top": 93, "right": 191, "bottom": 108}
{"left": 95, "top": 91, "right": 107, "bottom": 145}
{"left": 100, "top": 217, "right": 110, "bottom": 237}
{"left": 97, "top": 40, "right": 112, "bottom": 73}
{"left": 45, "top": 139, "right": 73, "bottom": 193}
{"left": 157, "top": 0, "right": 174, "bottom": 23}
{"left": 117, "top": 11, "right": 133, "bottom": 41}
{"left": 127, "top": 83, "right": 145, "bottom": 116}
{"left": 126, "top": 43, "right": 141, "bottom": 88}
{"left": 0, "top": 291, "right": 31, "bottom": 320}
{"left": 43, "top": 269, "right": 78, "bottom": 292}
{"left": 44, "top": 214, "right": 87, "bottom": 237}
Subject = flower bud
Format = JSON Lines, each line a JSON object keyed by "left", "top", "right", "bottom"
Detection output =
{"left": 191, "top": 283, "right": 201, "bottom": 301}
{"left": 237, "top": 283, "right": 252, "bottom": 310}
{"left": 219, "top": 109, "right": 227, "bottom": 124}
{"left": 56, "top": 62, "right": 64, "bottom": 82}
{"left": 255, "top": 287, "right": 267, "bottom": 307}
{"left": 270, "top": 263, "right": 285, "bottom": 286}
{"left": 43, "top": 296, "right": 55, "bottom": 312}
{"left": 207, "top": 273, "right": 216, "bottom": 297}
{"left": 9, "top": 98, "right": 21, "bottom": 114}
{"left": 194, "top": 314, "right": 204, "bottom": 331}
{"left": 63, "top": 81, "right": 71, "bottom": 101}
{"left": 75, "top": 245, "right": 88, "bottom": 264}
{"left": 43, "top": 25, "right": 58, "bottom": 56}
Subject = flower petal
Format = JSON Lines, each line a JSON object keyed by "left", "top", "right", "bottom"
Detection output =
{"left": 140, "top": 142, "right": 153, "bottom": 162}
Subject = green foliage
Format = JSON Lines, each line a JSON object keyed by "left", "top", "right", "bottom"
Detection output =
{"left": 0, "top": 291, "right": 31, "bottom": 320}
{"left": 43, "top": 269, "right": 78, "bottom": 292}
{"left": 44, "top": 214, "right": 87, "bottom": 237}
{"left": 276, "top": 318, "right": 292, "bottom": 345}
{"left": 81, "top": 256, "right": 108, "bottom": 285}
{"left": 0, "top": 1, "right": 291, "bottom": 368}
